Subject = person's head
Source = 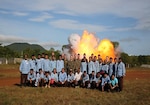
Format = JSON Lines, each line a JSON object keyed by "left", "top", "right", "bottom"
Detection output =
{"left": 41, "top": 53, "right": 45, "bottom": 58}
{"left": 96, "top": 72, "right": 100, "bottom": 77}
{"left": 59, "top": 55, "right": 62, "bottom": 60}
{"left": 92, "top": 71, "right": 95, "bottom": 75}
{"left": 39, "top": 69, "right": 42, "bottom": 73}
{"left": 83, "top": 71, "right": 87, "bottom": 76}
{"left": 45, "top": 54, "right": 49, "bottom": 59}
{"left": 98, "top": 54, "right": 101, "bottom": 59}
{"left": 53, "top": 68, "right": 57, "bottom": 73}
{"left": 114, "top": 58, "right": 117, "bottom": 63}
{"left": 91, "top": 53, "right": 94, "bottom": 58}
{"left": 70, "top": 55, "right": 73, "bottom": 61}
{"left": 31, "top": 54, "right": 36, "bottom": 60}
{"left": 94, "top": 56, "right": 97, "bottom": 61}
{"left": 38, "top": 54, "right": 41, "bottom": 59}
{"left": 77, "top": 54, "right": 80, "bottom": 60}
{"left": 89, "top": 57, "right": 92, "bottom": 61}
{"left": 111, "top": 74, "right": 115, "bottom": 80}
{"left": 103, "top": 72, "right": 108, "bottom": 78}
{"left": 83, "top": 53, "right": 86, "bottom": 58}
{"left": 24, "top": 54, "right": 28, "bottom": 59}
{"left": 105, "top": 56, "right": 109, "bottom": 62}
{"left": 45, "top": 72, "right": 49, "bottom": 76}
{"left": 109, "top": 57, "right": 113, "bottom": 63}
{"left": 74, "top": 53, "right": 77, "bottom": 60}
{"left": 69, "top": 69, "right": 73, "bottom": 75}
{"left": 77, "top": 68, "right": 80, "bottom": 73}
{"left": 52, "top": 56, "right": 55, "bottom": 60}
{"left": 61, "top": 68, "right": 65, "bottom": 73}
{"left": 30, "top": 69, "right": 34, "bottom": 74}
{"left": 51, "top": 52, "right": 55, "bottom": 56}
{"left": 99, "top": 58, "right": 103, "bottom": 63}
{"left": 118, "top": 57, "right": 122, "bottom": 63}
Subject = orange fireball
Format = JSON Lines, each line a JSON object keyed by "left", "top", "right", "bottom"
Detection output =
{"left": 75, "top": 30, "right": 115, "bottom": 60}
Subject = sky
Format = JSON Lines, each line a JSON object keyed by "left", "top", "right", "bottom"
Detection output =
{"left": 0, "top": 0, "right": 150, "bottom": 55}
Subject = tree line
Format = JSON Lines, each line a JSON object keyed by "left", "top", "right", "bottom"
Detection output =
{"left": 0, "top": 43, "right": 149, "bottom": 66}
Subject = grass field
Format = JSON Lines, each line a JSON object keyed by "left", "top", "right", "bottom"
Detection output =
{"left": 0, "top": 64, "right": 150, "bottom": 105}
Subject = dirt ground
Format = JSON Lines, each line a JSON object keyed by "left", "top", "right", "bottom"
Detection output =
{"left": 0, "top": 69, "right": 150, "bottom": 87}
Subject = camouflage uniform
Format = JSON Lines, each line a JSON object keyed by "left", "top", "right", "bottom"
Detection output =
{"left": 74, "top": 59, "right": 81, "bottom": 72}
{"left": 67, "top": 60, "right": 76, "bottom": 74}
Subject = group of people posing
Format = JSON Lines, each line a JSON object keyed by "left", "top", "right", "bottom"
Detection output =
{"left": 20, "top": 53, "right": 126, "bottom": 92}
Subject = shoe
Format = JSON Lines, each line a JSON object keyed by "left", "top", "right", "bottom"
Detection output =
{"left": 45, "top": 84, "right": 47, "bottom": 88}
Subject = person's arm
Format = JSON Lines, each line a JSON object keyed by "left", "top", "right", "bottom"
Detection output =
{"left": 32, "top": 72, "right": 36, "bottom": 80}
{"left": 122, "top": 63, "right": 126, "bottom": 76}
{"left": 19, "top": 61, "right": 23, "bottom": 73}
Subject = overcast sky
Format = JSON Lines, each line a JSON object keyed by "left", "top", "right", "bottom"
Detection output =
{"left": 0, "top": 0, "right": 150, "bottom": 55}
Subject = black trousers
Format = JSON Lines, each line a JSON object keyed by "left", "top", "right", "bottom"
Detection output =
{"left": 20, "top": 74, "right": 27, "bottom": 86}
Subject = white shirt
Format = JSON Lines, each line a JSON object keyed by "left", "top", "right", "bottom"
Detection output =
{"left": 74, "top": 72, "right": 82, "bottom": 81}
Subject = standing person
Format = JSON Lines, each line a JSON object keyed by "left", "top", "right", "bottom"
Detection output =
{"left": 88, "top": 57, "right": 95, "bottom": 76}
{"left": 74, "top": 68, "right": 82, "bottom": 87}
{"left": 97, "top": 54, "right": 101, "bottom": 63}
{"left": 20, "top": 54, "right": 30, "bottom": 87}
{"left": 29, "top": 55, "right": 36, "bottom": 72}
{"left": 50, "top": 56, "right": 56, "bottom": 73}
{"left": 113, "top": 58, "right": 118, "bottom": 77}
{"left": 58, "top": 68, "right": 67, "bottom": 87}
{"left": 74, "top": 54, "right": 81, "bottom": 73}
{"left": 56, "top": 55, "right": 64, "bottom": 74}
{"left": 99, "top": 59, "right": 103, "bottom": 72}
{"left": 67, "top": 69, "right": 75, "bottom": 87}
{"left": 42, "top": 54, "right": 51, "bottom": 73}
{"left": 51, "top": 68, "right": 58, "bottom": 87}
{"left": 101, "top": 60, "right": 109, "bottom": 75}
{"left": 63, "top": 54, "right": 68, "bottom": 73}
{"left": 93, "top": 56, "right": 99, "bottom": 73}
{"left": 116, "top": 58, "right": 126, "bottom": 91}
{"left": 67, "top": 55, "right": 75, "bottom": 74}
{"left": 81, "top": 53, "right": 88, "bottom": 73}
{"left": 27, "top": 69, "right": 36, "bottom": 87}
{"left": 108, "top": 57, "right": 114, "bottom": 77}
{"left": 36, "top": 54, "right": 43, "bottom": 73}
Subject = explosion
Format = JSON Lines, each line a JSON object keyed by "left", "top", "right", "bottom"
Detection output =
{"left": 64, "top": 30, "right": 116, "bottom": 60}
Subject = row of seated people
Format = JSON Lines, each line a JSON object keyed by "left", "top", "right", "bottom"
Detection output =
{"left": 25, "top": 68, "right": 119, "bottom": 92}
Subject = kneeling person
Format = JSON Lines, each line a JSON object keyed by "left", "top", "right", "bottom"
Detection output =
{"left": 110, "top": 74, "right": 119, "bottom": 92}
{"left": 51, "top": 68, "right": 58, "bottom": 87}
{"left": 81, "top": 71, "right": 90, "bottom": 88}
{"left": 44, "top": 72, "right": 51, "bottom": 88}
{"left": 58, "top": 68, "right": 67, "bottom": 87}
{"left": 27, "top": 69, "right": 36, "bottom": 87}
{"left": 35, "top": 69, "right": 44, "bottom": 87}
{"left": 67, "top": 69, "right": 75, "bottom": 87}
{"left": 101, "top": 72, "right": 111, "bottom": 92}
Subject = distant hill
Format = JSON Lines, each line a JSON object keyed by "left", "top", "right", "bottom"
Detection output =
{"left": 7, "top": 43, "right": 46, "bottom": 53}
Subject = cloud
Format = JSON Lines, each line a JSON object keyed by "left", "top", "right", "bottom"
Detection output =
{"left": 0, "top": 10, "right": 28, "bottom": 16}
{"left": 40, "top": 41, "right": 60, "bottom": 49}
{"left": 119, "top": 37, "right": 140, "bottom": 43}
{"left": 49, "top": 19, "right": 107, "bottom": 32}
{"left": 0, "top": 34, "right": 37, "bottom": 44}
{"left": 12, "top": 11, "right": 29, "bottom": 16}
{"left": 29, "top": 12, "right": 53, "bottom": 22}
{"left": 0, "top": 0, "right": 150, "bottom": 30}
